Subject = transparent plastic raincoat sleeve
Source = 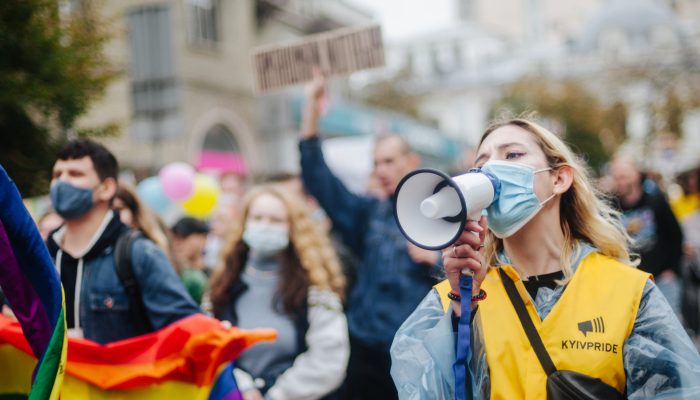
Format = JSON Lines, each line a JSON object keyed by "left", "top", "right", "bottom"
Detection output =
{"left": 390, "top": 278, "right": 700, "bottom": 399}
{"left": 624, "top": 280, "right": 700, "bottom": 398}
{"left": 389, "top": 289, "right": 490, "bottom": 399}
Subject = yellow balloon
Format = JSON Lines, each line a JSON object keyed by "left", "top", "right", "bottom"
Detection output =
{"left": 182, "top": 174, "right": 220, "bottom": 218}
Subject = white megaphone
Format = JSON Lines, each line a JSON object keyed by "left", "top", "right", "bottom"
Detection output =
{"left": 394, "top": 168, "right": 500, "bottom": 250}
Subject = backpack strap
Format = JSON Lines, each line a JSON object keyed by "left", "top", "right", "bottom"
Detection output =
{"left": 114, "top": 229, "right": 152, "bottom": 335}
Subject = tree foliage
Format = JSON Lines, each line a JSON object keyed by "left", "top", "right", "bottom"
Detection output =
{"left": 605, "top": 47, "right": 700, "bottom": 138}
{"left": 0, "top": 0, "right": 115, "bottom": 197}
{"left": 490, "top": 78, "right": 615, "bottom": 173}
{"left": 362, "top": 67, "right": 426, "bottom": 121}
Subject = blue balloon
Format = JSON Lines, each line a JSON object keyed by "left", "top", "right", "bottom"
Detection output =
{"left": 136, "top": 176, "right": 171, "bottom": 215}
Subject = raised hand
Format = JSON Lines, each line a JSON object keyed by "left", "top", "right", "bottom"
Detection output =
{"left": 300, "top": 66, "right": 327, "bottom": 140}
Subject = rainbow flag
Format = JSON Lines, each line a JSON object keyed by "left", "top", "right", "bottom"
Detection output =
{"left": 0, "top": 314, "right": 275, "bottom": 399}
{"left": 0, "top": 164, "right": 66, "bottom": 399}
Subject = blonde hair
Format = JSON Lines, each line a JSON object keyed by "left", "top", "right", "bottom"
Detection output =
{"left": 209, "top": 186, "right": 345, "bottom": 315}
{"left": 479, "top": 118, "right": 635, "bottom": 279}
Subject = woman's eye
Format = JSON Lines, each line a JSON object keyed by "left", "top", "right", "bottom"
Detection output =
{"left": 505, "top": 152, "right": 524, "bottom": 160}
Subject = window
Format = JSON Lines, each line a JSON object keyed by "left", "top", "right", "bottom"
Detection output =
{"left": 127, "top": 5, "right": 179, "bottom": 118}
{"left": 203, "top": 124, "right": 240, "bottom": 153}
{"left": 187, "top": 0, "right": 220, "bottom": 49}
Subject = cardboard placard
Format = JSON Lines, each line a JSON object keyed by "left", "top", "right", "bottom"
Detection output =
{"left": 252, "top": 25, "right": 385, "bottom": 93}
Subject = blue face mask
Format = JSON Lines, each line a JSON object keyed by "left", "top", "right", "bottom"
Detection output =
{"left": 50, "top": 180, "right": 95, "bottom": 220}
{"left": 243, "top": 222, "right": 289, "bottom": 257}
{"left": 480, "top": 160, "right": 554, "bottom": 238}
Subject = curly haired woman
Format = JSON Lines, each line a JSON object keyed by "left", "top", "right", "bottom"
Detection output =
{"left": 209, "top": 186, "right": 348, "bottom": 400}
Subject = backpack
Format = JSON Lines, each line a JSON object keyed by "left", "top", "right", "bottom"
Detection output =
{"left": 114, "top": 229, "right": 153, "bottom": 335}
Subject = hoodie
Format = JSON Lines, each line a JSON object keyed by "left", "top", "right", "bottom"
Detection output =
{"left": 46, "top": 211, "right": 126, "bottom": 332}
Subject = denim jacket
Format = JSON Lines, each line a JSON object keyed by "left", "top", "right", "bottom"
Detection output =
{"left": 47, "top": 211, "right": 201, "bottom": 344}
{"left": 300, "top": 137, "right": 441, "bottom": 350}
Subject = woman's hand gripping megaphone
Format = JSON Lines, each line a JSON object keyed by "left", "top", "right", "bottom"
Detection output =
{"left": 441, "top": 216, "right": 488, "bottom": 317}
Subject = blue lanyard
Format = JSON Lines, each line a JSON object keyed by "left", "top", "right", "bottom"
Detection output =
{"left": 453, "top": 274, "right": 473, "bottom": 400}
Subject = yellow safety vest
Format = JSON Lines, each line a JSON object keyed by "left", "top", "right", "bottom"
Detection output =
{"left": 435, "top": 252, "right": 650, "bottom": 399}
{"left": 671, "top": 193, "right": 700, "bottom": 221}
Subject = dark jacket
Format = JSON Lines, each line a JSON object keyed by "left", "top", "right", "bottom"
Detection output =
{"left": 216, "top": 278, "right": 309, "bottom": 393}
{"left": 299, "top": 137, "right": 441, "bottom": 351}
{"left": 214, "top": 264, "right": 349, "bottom": 399}
{"left": 617, "top": 191, "right": 684, "bottom": 277}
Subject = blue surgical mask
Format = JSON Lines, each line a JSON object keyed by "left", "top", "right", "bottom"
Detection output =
{"left": 243, "top": 223, "right": 289, "bottom": 256}
{"left": 480, "top": 160, "right": 554, "bottom": 238}
{"left": 50, "top": 181, "right": 95, "bottom": 220}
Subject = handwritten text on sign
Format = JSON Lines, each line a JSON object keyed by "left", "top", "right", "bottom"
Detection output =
{"left": 252, "top": 25, "right": 385, "bottom": 92}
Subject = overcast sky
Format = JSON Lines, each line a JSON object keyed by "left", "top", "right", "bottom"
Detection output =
{"left": 348, "top": 0, "right": 456, "bottom": 41}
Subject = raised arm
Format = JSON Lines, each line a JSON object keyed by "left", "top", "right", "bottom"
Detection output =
{"left": 298, "top": 69, "right": 374, "bottom": 254}
{"left": 300, "top": 67, "right": 325, "bottom": 141}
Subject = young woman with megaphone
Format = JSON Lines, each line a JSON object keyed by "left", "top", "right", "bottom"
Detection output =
{"left": 390, "top": 118, "right": 700, "bottom": 399}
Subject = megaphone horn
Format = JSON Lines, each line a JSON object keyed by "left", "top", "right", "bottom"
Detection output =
{"left": 394, "top": 168, "right": 500, "bottom": 250}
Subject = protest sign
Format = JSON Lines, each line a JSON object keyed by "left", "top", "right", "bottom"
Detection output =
{"left": 252, "top": 25, "right": 384, "bottom": 92}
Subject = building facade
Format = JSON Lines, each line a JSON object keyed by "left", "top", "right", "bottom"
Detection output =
{"left": 357, "top": 0, "right": 700, "bottom": 177}
{"left": 77, "top": 0, "right": 378, "bottom": 178}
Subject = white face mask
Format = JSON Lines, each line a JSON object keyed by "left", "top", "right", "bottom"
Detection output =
{"left": 242, "top": 223, "right": 289, "bottom": 256}
{"left": 480, "top": 160, "right": 555, "bottom": 238}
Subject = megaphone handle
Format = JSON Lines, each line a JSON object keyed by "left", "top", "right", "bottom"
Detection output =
{"left": 453, "top": 274, "right": 473, "bottom": 399}
{"left": 461, "top": 219, "right": 482, "bottom": 276}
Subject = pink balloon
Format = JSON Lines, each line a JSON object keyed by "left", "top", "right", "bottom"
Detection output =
{"left": 159, "top": 162, "right": 195, "bottom": 201}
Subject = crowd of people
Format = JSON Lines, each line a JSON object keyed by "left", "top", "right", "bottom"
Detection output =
{"left": 2, "top": 71, "right": 700, "bottom": 399}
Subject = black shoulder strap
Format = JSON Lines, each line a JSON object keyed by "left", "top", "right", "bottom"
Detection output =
{"left": 114, "top": 230, "right": 152, "bottom": 335}
{"left": 498, "top": 268, "right": 557, "bottom": 376}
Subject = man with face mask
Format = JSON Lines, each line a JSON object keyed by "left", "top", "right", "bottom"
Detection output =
{"left": 46, "top": 139, "right": 200, "bottom": 344}
{"left": 298, "top": 71, "right": 443, "bottom": 399}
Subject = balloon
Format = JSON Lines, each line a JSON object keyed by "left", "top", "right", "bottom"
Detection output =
{"left": 159, "top": 162, "right": 195, "bottom": 201}
{"left": 137, "top": 176, "right": 171, "bottom": 215}
{"left": 182, "top": 174, "right": 220, "bottom": 218}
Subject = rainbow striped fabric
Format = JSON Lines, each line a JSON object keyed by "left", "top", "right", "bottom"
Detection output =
{"left": 0, "top": 165, "right": 66, "bottom": 399}
{"left": 0, "top": 314, "right": 275, "bottom": 399}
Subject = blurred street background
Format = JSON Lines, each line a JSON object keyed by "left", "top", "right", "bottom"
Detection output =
{"left": 3, "top": 0, "right": 698, "bottom": 200}
{"left": 3, "top": 3, "right": 700, "bottom": 397}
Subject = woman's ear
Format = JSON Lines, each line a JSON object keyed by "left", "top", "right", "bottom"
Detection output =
{"left": 553, "top": 165, "right": 574, "bottom": 194}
